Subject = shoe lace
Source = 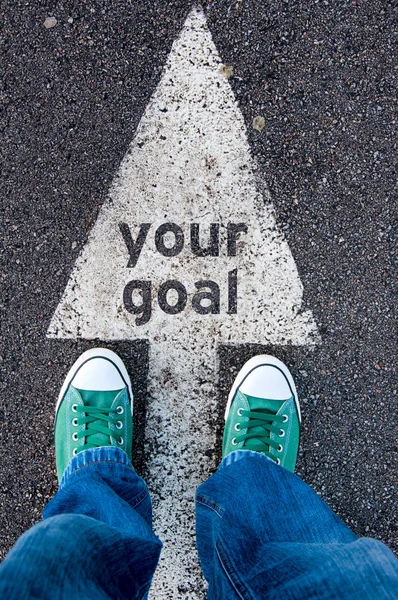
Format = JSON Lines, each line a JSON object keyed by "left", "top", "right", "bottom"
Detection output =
{"left": 74, "top": 406, "right": 123, "bottom": 452}
{"left": 234, "top": 409, "right": 286, "bottom": 462}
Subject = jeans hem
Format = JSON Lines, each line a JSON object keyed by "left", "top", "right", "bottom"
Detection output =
{"left": 59, "top": 446, "right": 133, "bottom": 489}
{"left": 219, "top": 449, "right": 271, "bottom": 470}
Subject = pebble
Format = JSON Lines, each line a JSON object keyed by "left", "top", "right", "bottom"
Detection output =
{"left": 252, "top": 116, "right": 265, "bottom": 131}
{"left": 44, "top": 17, "right": 57, "bottom": 29}
{"left": 219, "top": 64, "right": 234, "bottom": 79}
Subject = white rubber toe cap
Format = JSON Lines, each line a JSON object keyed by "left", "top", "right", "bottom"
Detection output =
{"left": 225, "top": 355, "right": 300, "bottom": 421}
{"left": 72, "top": 357, "right": 125, "bottom": 391}
{"left": 240, "top": 365, "right": 291, "bottom": 399}
{"left": 56, "top": 348, "right": 133, "bottom": 413}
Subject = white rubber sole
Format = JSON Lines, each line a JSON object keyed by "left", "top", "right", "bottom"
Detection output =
{"left": 224, "top": 354, "right": 301, "bottom": 422}
{"left": 55, "top": 348, "right": 133, "bottom": 414}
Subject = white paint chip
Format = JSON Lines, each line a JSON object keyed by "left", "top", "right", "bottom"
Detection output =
{"left": 48, "top": 6, "right": 319, "bottom": 597}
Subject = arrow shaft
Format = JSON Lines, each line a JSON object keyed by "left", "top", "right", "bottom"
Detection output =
{"left": 143, "top": 341, "right": 218, "bottom": 597}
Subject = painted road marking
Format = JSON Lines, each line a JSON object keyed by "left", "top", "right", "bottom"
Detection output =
{"left": 48, "top": 6, "right": 319, "bottom": 597}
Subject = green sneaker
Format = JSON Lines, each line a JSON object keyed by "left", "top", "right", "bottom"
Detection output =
{"left": 223, "top": 355, "right": 301, "bottom": 471}
{"left": 55, "top": 348, "right": 133, "bottom": 481}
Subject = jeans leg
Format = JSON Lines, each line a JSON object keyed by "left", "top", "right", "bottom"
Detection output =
{"left": 196, "top": 450, "right": 398, "bottom": 600}
{"left": 0, "top": 447, "right": 162, "bottom": 599}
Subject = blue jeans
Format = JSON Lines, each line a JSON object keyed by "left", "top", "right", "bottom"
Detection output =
{"left": 0, "top": 447, "right": 397, "bottom": 599}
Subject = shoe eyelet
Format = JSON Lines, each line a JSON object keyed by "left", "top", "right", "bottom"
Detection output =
{"left": 276, "top": 458, "right": 281, "bottom": 465}
{"left": 118, "top": 437, "right": 124, "bottom": 445}
{"left": 234, "top": 423, "right": 240, "bottom": 432}
{"left": 73, "top": 448, "right": 77, "bottom": 456}
{"left": 279, "top": 429, "right": 285, "bottom": 437}
{"left": 72, "top": 418, "right": 78, "bottom": 427}
{"left": 237, "top": 408, "right": 243, "bottom": 416}
{"left": 116, "top": 421, "right": 123, "bottom": 430}
{"left": 116, "top": 406, "right": 124, "bottom": 415}
{"left": 282, "top": 414, "right": 289, "bottom": 423}
{"left": 232, "top": 438, "right": 237, "bottom": 446}
{"left": 278, "top": 444, "right": 283, "bottom": 453}
{"left": 72, "top": 432, "right": 78, "bottom": 441}
{"left": 72, "top": 404, "right": 78, "bottom": 413}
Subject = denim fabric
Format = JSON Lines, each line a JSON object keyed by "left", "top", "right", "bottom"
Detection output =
{"left": 0, "top": 448, "right": 397, "bottom": 599}
{"left": 0, "top": 447, "right": 162, "bottom": 600}
{"left": 196, "top": 450, "right": 398, "bottom": 599}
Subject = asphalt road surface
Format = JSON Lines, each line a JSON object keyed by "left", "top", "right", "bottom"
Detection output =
{"left": 1, "top": 0, "right": 397, "bottom": 598}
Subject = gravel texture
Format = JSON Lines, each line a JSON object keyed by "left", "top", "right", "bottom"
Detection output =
{"left": 1, "top": 0, "right": 397, "bottom": 593}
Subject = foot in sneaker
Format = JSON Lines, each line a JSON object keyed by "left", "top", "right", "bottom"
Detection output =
{"left": 54, "top": 348, "right": 133, "bottom": 481}
{"left": 222, "top": 355, "right": 301, "bottom": 472}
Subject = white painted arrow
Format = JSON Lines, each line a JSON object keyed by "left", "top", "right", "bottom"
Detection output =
{"left": 48, "top": 6, "right": 319, "bottom": 598}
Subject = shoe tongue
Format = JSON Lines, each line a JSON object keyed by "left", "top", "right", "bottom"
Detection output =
{"left": 243, "top": 394, "right": 286, "bottom": 452}
{"left": 76, "top": 388, "right": 123, "bottom": 447}
{"left": 77, "top": 389, "right": 121, "bottom": 408}
{"left": 247, "top": 394, "right": 286, "bottom": 412}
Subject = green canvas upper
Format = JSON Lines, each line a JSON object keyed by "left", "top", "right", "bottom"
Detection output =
{"left": 55, "top": 385, "right": 132, "bottom": 481}
{"left": 223, "top": 389, "right": 300, "bottom": 472}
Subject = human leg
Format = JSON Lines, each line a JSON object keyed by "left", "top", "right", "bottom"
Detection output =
{"left": 0, "top": 349, "right": 162, "bottom": 600}
{"left": 197, "top": 450, "right": 398, "bottom": 600}
{"left": 196, "top": 356, "right": 398, "bottom": 599}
